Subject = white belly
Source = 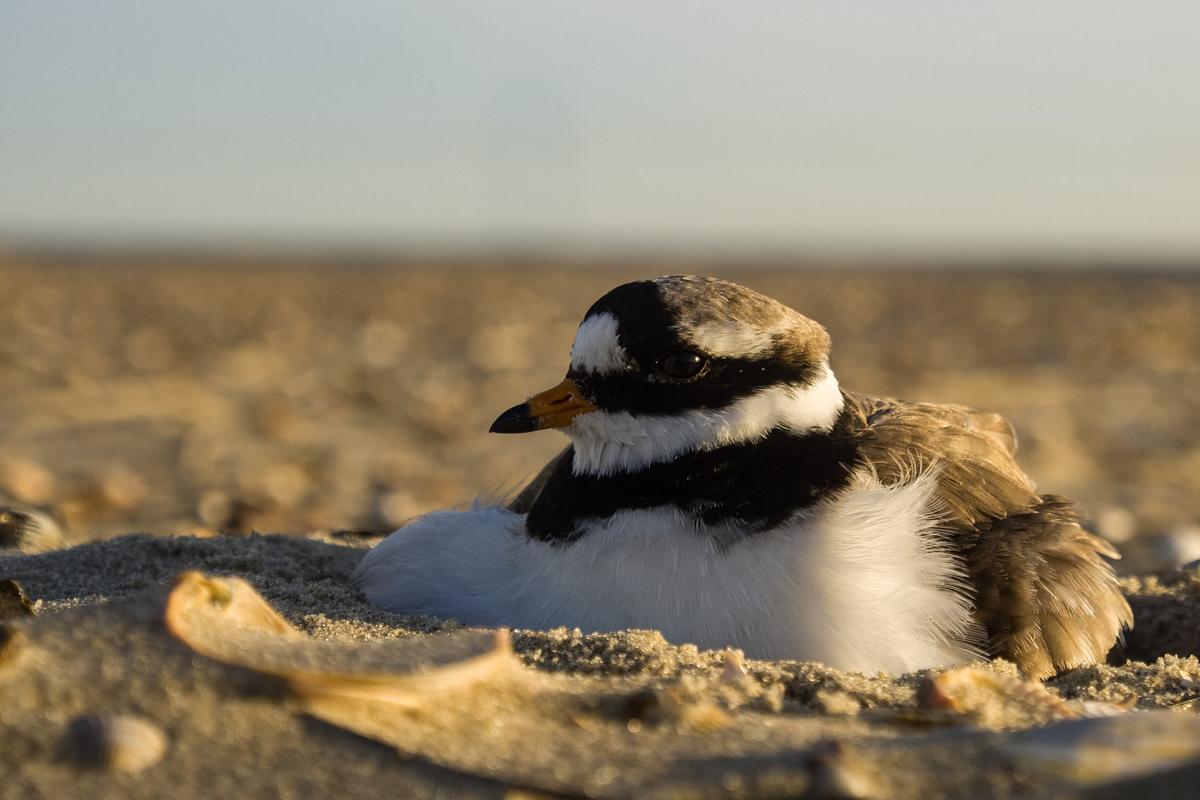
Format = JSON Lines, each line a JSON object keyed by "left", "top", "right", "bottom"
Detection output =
{"left": 353, "top": 469, "right": 982, "bottom": 674}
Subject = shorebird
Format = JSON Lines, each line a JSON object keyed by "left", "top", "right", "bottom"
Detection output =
{"left": 355, "top": 276, "right": 1131, "bottom": 678}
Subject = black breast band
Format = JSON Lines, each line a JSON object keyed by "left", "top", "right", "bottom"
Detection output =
{"left": 524, "top": 410, "right": 861, "bottom": 543}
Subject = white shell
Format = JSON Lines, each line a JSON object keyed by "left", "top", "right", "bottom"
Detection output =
{"left": 65, "top": 713, "right": 167, "bottom": 773}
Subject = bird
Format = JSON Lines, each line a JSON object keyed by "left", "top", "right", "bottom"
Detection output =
{"left": 354, "top": 275, "right": 1132, "bottom": 678}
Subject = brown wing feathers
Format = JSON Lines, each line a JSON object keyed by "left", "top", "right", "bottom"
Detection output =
{"left": 846, "top": 392, "right": 1132, "bottom": 679}
{"left": 849, "top": 394, "right": 1039, "bottom": 526}
{"left": 965, "top": 499, "right": 1130, "bottom": 679}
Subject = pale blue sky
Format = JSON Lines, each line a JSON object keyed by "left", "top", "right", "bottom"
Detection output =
{"left": 2, "top": 2, "right": 1198, "bottom": 257}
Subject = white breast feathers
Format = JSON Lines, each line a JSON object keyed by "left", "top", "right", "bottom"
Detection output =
{"left": 353, "top": 468, "right": 982, "bottom": 674}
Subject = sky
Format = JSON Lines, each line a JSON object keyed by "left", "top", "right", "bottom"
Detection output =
{"left": 2, "top": 2, "right": 1199, "bottom": 258}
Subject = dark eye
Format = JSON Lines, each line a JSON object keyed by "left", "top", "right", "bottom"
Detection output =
{"left": 658, "top": 351, "right": 706, "bottom": 379}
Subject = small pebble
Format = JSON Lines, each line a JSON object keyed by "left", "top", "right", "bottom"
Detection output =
{"left": 63, "top": 713, "right": 168, "bottom": 773}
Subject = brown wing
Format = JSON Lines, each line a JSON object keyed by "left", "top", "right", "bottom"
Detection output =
{"left": 844, "top": 391, "right": 1132, "bottom": 679}
{"left": 846, "top": 392, "right": 1036, "bottom": 525}
{"left": 506, "top": 446, "right": 573, "bottom": 514}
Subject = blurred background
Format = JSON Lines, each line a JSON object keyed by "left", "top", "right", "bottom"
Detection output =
{"left": 1, "top": 3, "right": 1198, "bottom": 571}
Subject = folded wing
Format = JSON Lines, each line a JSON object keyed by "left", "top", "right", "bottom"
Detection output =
{"left": 844, "top": 392, "right": 1132, "bottom": 679}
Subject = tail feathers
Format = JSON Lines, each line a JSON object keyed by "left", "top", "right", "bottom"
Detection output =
{"left": 967, "top": 496, "right": 1132, "bottom": 680}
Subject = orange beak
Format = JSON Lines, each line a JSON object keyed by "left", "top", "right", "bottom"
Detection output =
{"left": 489, "top": 377, "right": 597, "bottom": 433}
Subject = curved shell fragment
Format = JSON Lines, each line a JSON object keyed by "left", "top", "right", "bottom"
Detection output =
{"left": 163, "top": 571, "right": 513, "bottom": 707}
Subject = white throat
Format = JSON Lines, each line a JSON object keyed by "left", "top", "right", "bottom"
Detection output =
{"left": 565, "top": 364, "right": 845, "bottom": 477}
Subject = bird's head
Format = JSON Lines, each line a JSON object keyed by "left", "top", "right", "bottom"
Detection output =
{"left": 490, "top": 276, "right": 844, "bottom": 476}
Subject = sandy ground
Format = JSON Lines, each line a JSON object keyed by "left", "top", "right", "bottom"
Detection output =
{"left": 2, "top": 533, "right": 1199, "bottom": 798}
{"left": 2, "top": 258, "right": 1199, "bottom": 796}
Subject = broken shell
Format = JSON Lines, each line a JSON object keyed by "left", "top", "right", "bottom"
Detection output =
{"left": 164, "top": 571, "right": 513, "bottom": 706}
{"left": 920, "top": 667, "right": 1074, "bottom": 715}
{"left": 164, "top": 570, "right": 302, "bottom": 647}
{"left": 63, "top": 714, "right": 167, "bottom": 773}
{"left": 918, "top": 666, "right": 1077, "bottom": 728}
{"left": 916, "top": 667, "right": 1125, "bottom": 729}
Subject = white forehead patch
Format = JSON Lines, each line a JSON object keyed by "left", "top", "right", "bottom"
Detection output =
{"left": 686, "top": 321, "right": 775, "bottom": 359}
{"left": 570, "top": 312, "right": 630, "bottom": 374}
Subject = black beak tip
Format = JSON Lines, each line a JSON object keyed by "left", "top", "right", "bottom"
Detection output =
{"left": 489, "top": 402, "right": 538, "bottom": 434}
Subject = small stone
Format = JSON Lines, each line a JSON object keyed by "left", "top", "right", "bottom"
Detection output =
{"left": 63, "top": 713, "right": 168, "bottom": 773}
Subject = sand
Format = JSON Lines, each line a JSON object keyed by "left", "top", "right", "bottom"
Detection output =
{"left": 3, "top": 533, "right": 1199, "bottom": 798}
{"left": 2, "top": 260, "right": 1198, "bottom": 795}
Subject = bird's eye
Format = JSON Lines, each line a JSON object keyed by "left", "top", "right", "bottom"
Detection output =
{"left": 658, "top": 351, "right": 706, "bottom": 379}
